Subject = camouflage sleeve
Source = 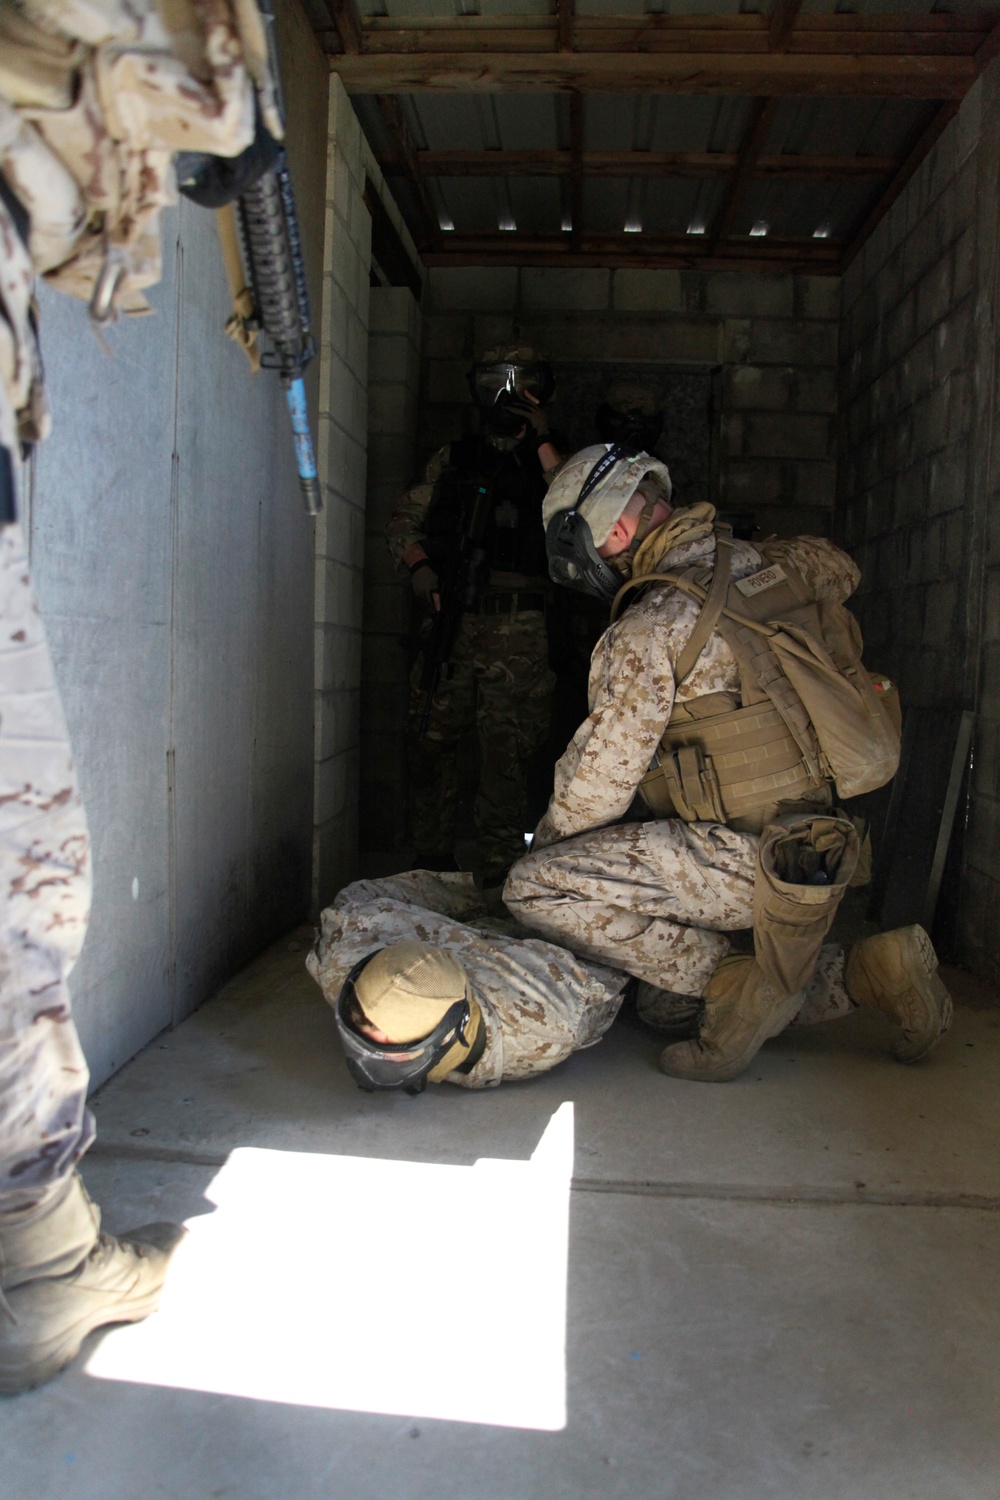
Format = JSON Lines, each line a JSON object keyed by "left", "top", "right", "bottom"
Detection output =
{"left": 533, "top": 595, "right": 678, "bottom": 849}
{"left": 766, "top": 536, "right": 862, "bottom": 604}
{"left": 384, "top": 444, "right": 451, "bottom": 569}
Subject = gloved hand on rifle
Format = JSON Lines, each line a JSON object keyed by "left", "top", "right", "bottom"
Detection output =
{"left": 410, "top": 560, "right": 441, "bottom": 611}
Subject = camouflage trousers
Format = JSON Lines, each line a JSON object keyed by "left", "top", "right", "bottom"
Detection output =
{"left": 504, "top": 819, "right": 853, "bottom": 1031}
{"left": 0, "top": 526, "right": 93, "bottom": 1212}
{"left": 409, "top": 608, "right": 555, "bottom": 878}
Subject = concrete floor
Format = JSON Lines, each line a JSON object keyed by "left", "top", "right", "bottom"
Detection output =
{"left": 2, "top": 930, "right": 999, "bottom": 1499}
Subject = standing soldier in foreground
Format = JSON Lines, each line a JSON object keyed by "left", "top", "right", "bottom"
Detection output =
{"left": 504, "top": 445, "right": 953, "bottom": 1082}
{"left": 0, "top": 0, "right": 282, "bottom": 1391}
{"left": 387, "top": 345, "right": 562, "bottom": 894}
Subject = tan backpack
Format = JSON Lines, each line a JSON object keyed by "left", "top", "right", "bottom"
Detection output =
{"left": 612, "top": 531, "right": 901, "bottom": 823}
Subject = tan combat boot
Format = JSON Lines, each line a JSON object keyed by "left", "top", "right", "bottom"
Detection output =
{"left": 0, "top": 1172, "right": 184, "bottom": 1394}
{"left": 658, "top": 955, "right": 803, "bottom": 1083}
{"left": 845, "top": 924, "right": 953, "bottom": 1062}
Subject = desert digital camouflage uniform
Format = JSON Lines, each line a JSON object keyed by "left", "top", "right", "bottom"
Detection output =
{"left": 307, "top": 869, "right": 626, "bottom": 1086}
{"left": 388, "top": 440, "right": 555, "bottom": 877}
{"left": 0, "top": 0, "right": 268, "bottom": 1208}
{"left": 504, "top": 524, "right": 862, "bottom": 1029}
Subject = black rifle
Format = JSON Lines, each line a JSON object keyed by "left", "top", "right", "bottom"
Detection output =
{"left": 175, "top": 0, "right": 320, "bottom": 514}
{"left": 417, "top": 469, "right": 497, "bottom": 738}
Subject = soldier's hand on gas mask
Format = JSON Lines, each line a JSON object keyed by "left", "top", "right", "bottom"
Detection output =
{"left": 506, "top": 393, "right": 549, "bottom": 440}
{"left": 410, "top": 561, "right": 441, "bottom": 611}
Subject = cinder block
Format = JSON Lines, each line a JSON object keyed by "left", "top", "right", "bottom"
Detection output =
{"left": 935, "top": 302, "right": 972, "bottom": 381}
{"left": 885, "top": 292, "right": 916, "bottom": 365}
{"left": 704, "top": 273, "right": 794, "bottom": 319}
{"left": 471, "top": 314, "right": 522, "bottom": 358}
{"left": 314, "top": 621, "right": 363, "bottom": 694}
{"left": 943, "top": 508, "right": 966, "bottom": 576}
{"left": 745, "top": 321, "right": 838, "bottom": 367}
{"left": 369, "top": 334, "right": 412, "bottom": 385}
{"left": 331, "top": 78, "right": 362, "bottom": 173}
{"left": 314, "top": 744, "right": 360, "bottom": 827}
{"left": 795, "top": 276, "right": 841, "bottom": 322}
{"left": 954, "top": 154, "right": 978, "bottom": 228}
{"left": 953, "top": 227, "right": 975, "bottom": 301}
{"left": 744, "top": 413, "right": 833, "bottom": 462}
{"left": 721, "top": 413, "right": 745, "bottom": 457}
{"left": 315, "top": 686, "right": 361, "bottom": 762}
{"left": 368, "top": 430, "right": 421, "bottom": 486}
{"left": 427, "top": 267, "right": 518, "bottom": 312}
{"left": 898, "top": 330, "right": 935, "bottom": 409}
{"left": 362, "top": 581, "right": 411, "bottom": 635}
{"left": 725, "top": 365, "right": 794, "bottom": 411}
{"left": 520, "top": 267, "right": 611, "bottom": 311}
{"left": 840, "top": 253, "right": 865, "bottom": 314}
{"left": 506, "top": 313, "right": 722, "bottom": 365}
{"left": 423, "top": 315, "right": 470, "bottom": 359}
{"left": 315, "top": 491, "right": 361, "bottom": 568}
{"left": 426, "top": 359, "right": 471, "bottom": 406}
{"left": 915, "top": 258, "right": 953, "bottom": 337}
{"left": 795, "top": 368, "right": 837, "bottom": 414}
{"left": 749, "top": 503, "right": 833, "bottom": 540}
{"left": 320, "top": 275, "right": 349, "bottom": 361}
{"left": 315, "top": 557, "right": 364, "bottom": 630}
{"left": 721, "top": 460, "right": 785, "bottom": 505}
{"left": 612, "top": 269, "right": 683, "bottom": 312}
{"left": 346, "top": 308, "right": 368, "bottom": 385}
{"left": 903, "top": 212, "right": 935, "bottom": 293}
{"left": 369, "top": 382, "right": 417, "bottom": 435}
{"left": 957, "top": 77, "right": 983, "bottom": 166}
{"left": 946, "top": 369, "right": 972, "bottom": 443}
{"left": 369, "top": 287, "right": 417, "bottom": 337}
{"left": 792, "top": 461, "right": 836, "bottom": 508}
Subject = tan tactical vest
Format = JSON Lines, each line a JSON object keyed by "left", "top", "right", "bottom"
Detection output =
{"left": 611, "top": 530, "right": 902, "bottom": 826}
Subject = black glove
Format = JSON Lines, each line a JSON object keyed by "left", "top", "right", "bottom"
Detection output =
{"left": 506, "top": 394, "right": 549, "bottom": 443}
{"left": 409, "top": 560, "right": 441, "bottom": 610}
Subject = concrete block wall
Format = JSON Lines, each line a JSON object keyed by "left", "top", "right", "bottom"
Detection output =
{"left": 361, "top": 287, "right": 423, "bottom": 855}
{"left": 838, "top": 62, "right": 1000, "bottom": 982}
{"left": 421, "top": 266, "right": 839, "bottom": 538}
{"left": 312, "top": 78, "right": 372, "bottom": 908}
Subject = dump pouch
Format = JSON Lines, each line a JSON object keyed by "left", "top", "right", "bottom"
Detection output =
{"left": 753, "top": 813, "right": 859, "bottom": 998}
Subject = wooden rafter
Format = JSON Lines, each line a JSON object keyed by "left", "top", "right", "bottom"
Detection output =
{"left": 768, "top": 0, "right": 805, "bottom": 54}
{"left": 711, "top": 97, "right": 777, "bottom": 247}
{"left": 374, "top": 95, "right": 441, "bottom": 252}
{"left": 423, "top": 232, "right": 841, "bottom": 274}
{"left": 340, "top": 13, "right": 995, "bottom": 58}
{"left": 375, "top": 148, "right": 897, "bottom": 182}
{"left": 557, "top": 0, "right": 574, "bottom": 55}
{"left": 333, "top": 50, "right": 975, "bottom": 98}
{"left": 326, "top": 0, "right": 361, "bottom": 56}
{"left": 363, "top": 178, "right": 422, "bottom": 300}
{"left": 569, "top": 93, "right": 584, "bottom": 247}
{"left": 840, "top": 100, "right": 960, "bottom": 271}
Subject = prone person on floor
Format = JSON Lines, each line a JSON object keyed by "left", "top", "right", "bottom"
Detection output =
{"left": 307, "top": 870, "right": 628, "bottom": 1093}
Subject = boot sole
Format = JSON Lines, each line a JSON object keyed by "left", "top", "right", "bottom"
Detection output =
{"left": 847, "top": 925, "right": 953, "bottom": 1063}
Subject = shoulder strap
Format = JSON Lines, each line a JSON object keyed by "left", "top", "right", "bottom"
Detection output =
{"left": 674, "top": 530, "right": 733, "bottom": 684}
{"left": 610, "top": 528, "right": 735, "bottom": 685}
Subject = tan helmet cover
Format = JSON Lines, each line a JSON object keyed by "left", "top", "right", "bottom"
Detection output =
{"left": 542, "top": 444, "right": 673, "bottom": 548}
{"left": 353, "top": 942, "right": 469, "bottom": 1043}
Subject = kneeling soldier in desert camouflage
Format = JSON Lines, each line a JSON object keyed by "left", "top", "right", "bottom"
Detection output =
{"left": 503, "top": 445, "right": 953, "bottom": 1083}
{"left": 307, "top": 870, "right": 626, "bottom": 1093}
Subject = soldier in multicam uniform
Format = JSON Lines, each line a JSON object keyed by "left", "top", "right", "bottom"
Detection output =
{"left": 386, "top": 346, "right": 562, "bottom": 893}
{"left": 307, "top": 869, "right": 626, "bottom": 1093}
{"left": 504, "top": 445, "right": 954, "bottom": 1082}
{"left": 0, "top": 0, "right": 279, "bottom": 1391}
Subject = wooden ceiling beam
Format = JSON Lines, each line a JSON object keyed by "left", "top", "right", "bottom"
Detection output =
{"left": 556, "top": 0, "right": 574, "bottom": 55}
{"left": 569, "top": 93, "right": 584, "bottom": 247}
{"left": 711, "top": 96, "right": 777, "bottom": 247}
{"left": 326, "top": 0, "right": 361, "bottom": 56}
{"left": 374, "top": 148, "right": 897, "bottom": 182}
{"left": 422, "top": 232, "right": 841, "bottom": 274}
{"left": 373, "top": 95, "right": 441, "bottom": 252}
{"left": 768, "top": 0, "right": 805, "bottom": 53}
{"left": 333, "top": 51, "right": 975, "bottom": 98}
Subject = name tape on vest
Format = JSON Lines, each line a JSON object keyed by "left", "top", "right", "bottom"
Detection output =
{"left": 735, "top": 563, "right": 788, "bottom": 598}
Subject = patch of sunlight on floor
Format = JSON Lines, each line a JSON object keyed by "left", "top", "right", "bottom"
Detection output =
{"left": 86, "top": 1102, "right": 574, "bottom": 1430}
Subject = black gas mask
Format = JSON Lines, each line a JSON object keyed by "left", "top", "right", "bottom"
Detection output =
{"left": 334, "top": 952, "right": 474, "bottom": 1095}
{"left": 469, "top": 360, "right": 555, "bottom": 438}
{"left": 595, "top": 402, "right": 663, "bottom": 454}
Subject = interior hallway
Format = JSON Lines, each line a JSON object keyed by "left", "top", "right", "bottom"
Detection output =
{"left": 2, "top": 932, "right": 997, "bottom": 1500}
